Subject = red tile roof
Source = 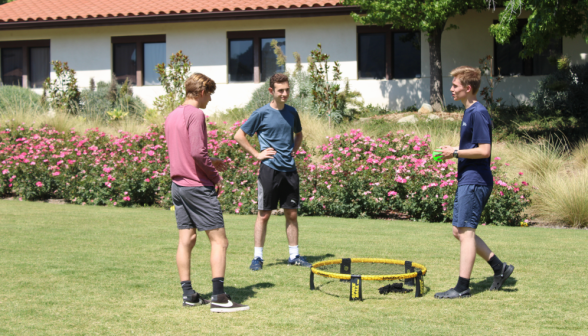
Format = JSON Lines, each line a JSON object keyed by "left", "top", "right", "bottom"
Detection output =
{"left": 0, "top": 0, "right": 344, "bottom": 23}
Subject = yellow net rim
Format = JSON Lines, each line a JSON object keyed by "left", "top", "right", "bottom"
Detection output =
{"left": 311, "top": 258, "right": 427, "bottom": 281}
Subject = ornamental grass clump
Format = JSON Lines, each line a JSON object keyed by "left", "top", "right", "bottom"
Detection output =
{"left": 533, "top": 168, "right": 588, "bottom": 228}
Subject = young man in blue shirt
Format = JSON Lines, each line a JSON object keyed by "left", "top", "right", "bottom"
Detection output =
{"left": 234, "top": 73, "right": 311, "bottom": 271}
{"left": 435, "top": 66, "right": 514, "bottom": 299}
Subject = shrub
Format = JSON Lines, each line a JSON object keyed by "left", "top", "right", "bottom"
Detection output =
{"left": 153, "top": 51, "right": 191, "bottom": 115}
{"left": 0, "top": 85, "right": 45, "bottom": 114}
{"left": 43, "top": 61, "right": 80, "bottom": 114}
{"left": 0, "top": 122, "right": 531, "bottom": 225}
{"left": 79, "top": 80, "right": 146, "bottom": 121}
{"left": 531, "top": 62, "right": 588, "bottom": 126}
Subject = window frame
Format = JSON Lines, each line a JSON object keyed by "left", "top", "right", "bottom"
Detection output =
{"left": 111, "top": 35, "right": 166, "bottom": 86}
{"left": 493, "top": 20, "right": 563, "bottom": 77}
{"left": 227, "top": 30, "right": 286, "bottom": 83}
{"left": 357, "top": 26, "right": 421, "bottom": 80}
{"left": 0, "top": 39, "right": 50, "bottom": 88}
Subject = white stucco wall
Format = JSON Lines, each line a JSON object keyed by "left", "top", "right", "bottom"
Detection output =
{"left": 1, "top": 9, "right": 587, "bottom": 113}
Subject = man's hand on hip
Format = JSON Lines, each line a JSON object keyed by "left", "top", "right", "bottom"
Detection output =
{"left": 256, "top": 148, "right": 276, "bottom": 161}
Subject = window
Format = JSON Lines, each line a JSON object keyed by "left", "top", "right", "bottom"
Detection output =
{"left": 0, "top": 40, "right": 50, "bottom": 88}
{"left": 357, "top": 26, "right": 421, "bottom": 80}
{"left": 111, "top": 35, "right": 166, "bottom": 86}
{"left": 227, "top": 30, "right": 286, "bottom": 83}
{"left": 494, "top": 20, "right": 562, "bottom": 76}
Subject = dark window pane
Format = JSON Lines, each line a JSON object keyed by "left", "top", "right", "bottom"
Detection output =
{"left": 229, "top": 39, "right": 254, "bottom": 82}
{"left": 1, "top": 47, "right": 23, "bottom": 86}
{"left": 533, "top": 38, "right": 562, "bottom": 76}
{"left": 358, "top": 33, "right": 386, "bottom": 79}
{"left": 29, "top": 47, "right": 50, "bottom": 89}
{"left": 495, "top": 31, "right": 524, "bottom": 76}
{"left": 393, "top": 32, "right": 421, "bottom": 78}
{"left": 113, "top": 43, "right": 137, "bottom": 84}
{"left": 260, "top": 37, "right": 285, "bottom": 82}
{"left": 144, "top": 42, "right": 165, "bottom": 86}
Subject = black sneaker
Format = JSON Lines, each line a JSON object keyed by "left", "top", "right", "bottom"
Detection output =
{"left": 288, "top": 255, "right": 312, "bottom": 267}
{"left": 182, "top": 293, "right": 210, "bottom": 307}
{"left": 249, "top": 257, "right": 263, "bottom": 271}
{"left": 490, "top": 263, "right": 514, "bottom": 291}
{"left": 210, "top": 293, "right": 250, "bottom": 313}
{"left": 434, "top": 288, "right": 471, "bottom": 299}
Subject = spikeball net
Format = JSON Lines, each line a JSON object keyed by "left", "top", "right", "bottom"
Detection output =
{"left": 310, "top": 258, "right": 427, "bottom": 300}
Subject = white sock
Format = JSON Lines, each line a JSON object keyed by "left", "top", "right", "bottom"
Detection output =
{"left": 289, "top": 245, "right": 299, "bottom": 260}
{"left": 254, "top": 247, "right": 263, "bottom": 260}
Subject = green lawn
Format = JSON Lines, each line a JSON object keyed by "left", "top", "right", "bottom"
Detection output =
{"left": 1, "top": 200, "right": 587, "bottom": 335}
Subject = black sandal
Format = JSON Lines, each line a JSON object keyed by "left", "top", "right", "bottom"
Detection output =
{"left": 490, "top": 263, "right": 514, "bottom": 291}
{"left": 434, "top": 288, "right": 471, "bottom": 299}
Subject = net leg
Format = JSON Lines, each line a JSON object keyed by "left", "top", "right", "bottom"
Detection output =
{"left": 340, "top": 258, "right": 351, "bottom": 283}
{"left": 415, "top": 270, "right": 424, "bottom": 298}
{"left": 349, "top": 275, "right": 363, "bottom": 301}
{"left": 405, "top": 261, "right": 415, "bottom": 286}
{"left": 310, "top": 270, "right": 315, "bottom": 290}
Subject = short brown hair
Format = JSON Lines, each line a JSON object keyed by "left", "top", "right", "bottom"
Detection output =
{"left": 269, "top": 73, "right": 289, "bottom": 89}
{"left": 185, "top": 73, "right": 216, "bottom": 99}
{"left": 449, "top": 66, "right": 482, "bottom": 95}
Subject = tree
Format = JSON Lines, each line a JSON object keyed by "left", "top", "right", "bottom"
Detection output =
{"left": 489, "top": 0, "right": 588, "bottom": 58}
{"left": 341, "top": 0, "right": 486, "bottom": 111}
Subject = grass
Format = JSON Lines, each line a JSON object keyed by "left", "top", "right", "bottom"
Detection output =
{"left": 1, "top": 200, "right": 588, "bottom": 335}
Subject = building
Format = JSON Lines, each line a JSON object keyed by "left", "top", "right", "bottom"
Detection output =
{"left": 0, "top": 0, "right": 586, "bottom": 113}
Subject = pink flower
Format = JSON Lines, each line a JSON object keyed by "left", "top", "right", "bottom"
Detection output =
{"left": 235, "top": 208, "right": 240, "bottom": 213}
{"left": 52, "top": 171, "right": 60, "bottom": 176}
{"left": 123, "top": 196, "right": 131, "bottom": 201}
{"left": 238, "top": 202, "right": 243, "bottom": 207}
{"left": 36, "top": 181, "right": 43, "bottom": 187}
{"left": 518, "top": 172, "right": 523, "bottom": 176}
{"left": 147, "top": 150, "right": 155, "bottom": 156}
{"left": 103, "top": 167, "right": 113, "bottom": 173}
{"left": 145, "top": 178, "right": 150, "bottom": 182}
{"left": 113, "top": 202, "right": 117, "bottom": 206}
{"left": 2, "top": 169, "right": 8, "bottom": 174}
{"left": 388, "top": 191, "right": 397, "bottom": 196}
{"left": 443, "top": 195, "right": 448, "bottom": 200}
{"left": 421, "top": 186, "right": 427, "bottom": 191}
{"left": 124, "top": 191, "right": 128, "bottom": 195}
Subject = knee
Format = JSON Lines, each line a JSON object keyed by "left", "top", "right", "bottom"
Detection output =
{"left": 214, "top": 237, "right": 229, "bottom": 250}
{"left": 452, "top": 227, "right": 460, "bottom": 240}
{"left": 180, "top": 234, "right": 197, "bottom": 248}
{"left": 258, "top": 211, "right": 271, "bottom": 222}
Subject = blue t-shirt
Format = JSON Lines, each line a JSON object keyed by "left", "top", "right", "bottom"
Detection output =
{"left": 240, "top": 104, "right": 302, "bottom": 172}
{"left": 458, "top": 102, "right": 493, "bottom": 186}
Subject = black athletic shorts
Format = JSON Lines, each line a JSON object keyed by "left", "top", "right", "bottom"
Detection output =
{"left": 172, "top": 183, "right": 224, "bottom": 231}
{"left": 257, "top": 163, "right": 300, "bottom": 211}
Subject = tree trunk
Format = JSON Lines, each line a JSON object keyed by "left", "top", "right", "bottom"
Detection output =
{"left": 428, "top": 27, "right": 444, "bottom": 112}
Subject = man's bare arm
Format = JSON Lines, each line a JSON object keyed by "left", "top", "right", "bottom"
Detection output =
{"left": 439, "top": 143, "right": 491, "bottom": 160}
{"left": 234, "top": 128, "right": 276, "bottom": 160}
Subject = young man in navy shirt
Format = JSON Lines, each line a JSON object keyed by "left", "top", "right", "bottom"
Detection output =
{"left": 435, "top": 66, "right": 514, "bottom": 299}
{"left": 234, "top": 73, "right": 311, "bottom": 271}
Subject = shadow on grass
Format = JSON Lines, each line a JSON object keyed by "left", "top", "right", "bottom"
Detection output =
{"left": 470, "top": 276, "right": 518, "bottom": 295}
{"left": 202, "top": 282, "right": 275, "bottom": 302}
{"left": 265, "top": 253, "right": 335, "bottom": 267}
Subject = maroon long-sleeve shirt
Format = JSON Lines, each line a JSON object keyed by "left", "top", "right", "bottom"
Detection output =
{"left": 164, "top": 105, "right": 220, "bottom": 187}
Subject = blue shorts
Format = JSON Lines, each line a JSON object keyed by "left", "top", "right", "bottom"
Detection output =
{"left": 452, "top": 184, "right": 492, "bottom": 229}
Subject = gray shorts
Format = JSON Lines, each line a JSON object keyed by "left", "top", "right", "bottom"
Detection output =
{"left": 171, "top": 183, "right": 224, "bottom": 231}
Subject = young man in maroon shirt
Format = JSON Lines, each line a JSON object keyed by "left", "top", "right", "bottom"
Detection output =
{"left": 165, "top": 73, "right": 248, "bottom": 312}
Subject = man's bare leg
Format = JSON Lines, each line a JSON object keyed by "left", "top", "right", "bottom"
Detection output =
{"left": 284, "top": 209, "right": 299, "bottom": 246}
{"left": 254, "top": 210, "right": 272, "bottom": 247}
{"left": 206, "top": 227, "right": 228, "bottom": 278}
{"left": 177, "top": 228, "right": 197, "bottom": 281}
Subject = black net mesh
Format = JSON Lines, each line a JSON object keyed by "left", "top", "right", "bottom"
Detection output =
{"left": 314, "top": 262, "right": 408, "bottom": 276}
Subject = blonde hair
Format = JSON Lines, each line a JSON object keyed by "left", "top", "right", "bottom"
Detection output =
{"left": 449, "top": 66, "right": 482, "bottom": 95}
{"left": 185, "top": 73, "right": 216, "bottom": 99}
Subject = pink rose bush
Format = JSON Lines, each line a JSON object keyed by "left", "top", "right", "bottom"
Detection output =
{"left": 0, "top": 121, "right": 531, "bottom": 225}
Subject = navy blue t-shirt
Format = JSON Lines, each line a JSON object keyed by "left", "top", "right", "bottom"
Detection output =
{"left": 458, "top": 102, "right": 493, "bottom": 186}
{"left": 240, "top": 104, "right": 302, "bottom": 172}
